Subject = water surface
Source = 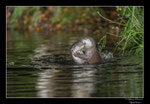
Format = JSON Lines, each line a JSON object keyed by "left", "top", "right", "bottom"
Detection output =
{"left": 7, "top": 30, "right": 143, "bottom": 98}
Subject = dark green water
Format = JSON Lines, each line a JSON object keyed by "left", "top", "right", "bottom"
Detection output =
{"left": 7, "top": 30, "right": 143, "bottom": 98}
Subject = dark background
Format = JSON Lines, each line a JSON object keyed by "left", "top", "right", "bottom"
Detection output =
{"left": 0, "top": 0, "right": 146, "bottom": 104}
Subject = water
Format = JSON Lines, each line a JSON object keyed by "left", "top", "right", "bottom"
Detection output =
{"left": 7, "top": 30, "right": 143, "bottom": 98}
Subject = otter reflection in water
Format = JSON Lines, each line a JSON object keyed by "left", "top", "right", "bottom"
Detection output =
{"left": 70, "top": 37, "right": 103, "bottom": 64}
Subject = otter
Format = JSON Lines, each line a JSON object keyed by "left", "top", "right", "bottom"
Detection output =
{"left": 70, "top": 37, "right": 103, "bottom": 64}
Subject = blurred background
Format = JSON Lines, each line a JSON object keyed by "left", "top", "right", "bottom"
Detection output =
{"left": 7, "top": 7, "right": 144, "bottom": 55}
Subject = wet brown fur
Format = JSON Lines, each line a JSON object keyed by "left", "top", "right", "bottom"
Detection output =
{"left": 70, "top": 37, "right": 103, "bottom": 64}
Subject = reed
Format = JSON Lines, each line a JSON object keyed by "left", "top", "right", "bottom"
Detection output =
{"left": 98, "top": 7, "right": 144, "bottom": 55}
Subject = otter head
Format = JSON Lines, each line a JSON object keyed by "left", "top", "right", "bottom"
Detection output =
{"left": 70, "top": 40, "right": 86, "bottom": 64}
{"left": 82, "top": 37, "right": 95, "bottom": 49}
{"left": 71, "top": 40, "right": 84, "bottom": 55}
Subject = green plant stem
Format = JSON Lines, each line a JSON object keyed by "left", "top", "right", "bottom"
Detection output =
{"left": 97, "top": 11, "right": 124, "bottom": 26}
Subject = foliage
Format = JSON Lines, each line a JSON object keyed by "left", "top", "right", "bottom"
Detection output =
{"left": 9, "top": 7, "right": 25, "bottom": 29}
{"left": 116, "top": 7, "right": 144, "bottom": 55}
{"left": 8, "top": 7, "right": 103, "bottom": 32}
{"left": 98, "top": 7, "right": 144, "bottom": 55}
{"left": 9, "top": 7, "right": 41, "bottom": 29}
{"left": 52, "top": 7, "right": 84, "bottom": 25}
